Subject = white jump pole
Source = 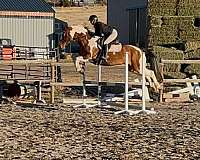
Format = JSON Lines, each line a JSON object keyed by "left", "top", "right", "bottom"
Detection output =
{"left": 125, "top": 52, "right": 129, "bottom": 111}
{"left": 73, "top": 62, "right": 97, "bottom": 108}
{"left": 97, "top": 63, "right": 111, "bottom": 108}
{"left": 97, "top": 64, "right": 101, "bottom": 106}
{"left": 115, "top": 51, "right": 156, "bottom": 115}
{"left": 131, "top": 52, "right": 156, "bottom": 114}
{"left": 73, "top": 59, "right": 108, "bottom": 108}
{"left": 115, "top": 52, "right": 135, "bottom": 115}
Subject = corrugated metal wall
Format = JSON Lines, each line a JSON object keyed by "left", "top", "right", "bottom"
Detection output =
{"left": 0, "top": 16, "right": 54, "bottom": 48}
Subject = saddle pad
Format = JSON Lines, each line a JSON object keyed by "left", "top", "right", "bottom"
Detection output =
{"left": 108, "top": 43, "right": 122, "bottom": 52}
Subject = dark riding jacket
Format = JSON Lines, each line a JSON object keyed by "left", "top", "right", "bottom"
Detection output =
{"left": 93, "top": 22, "right": 113, "bottom": 39}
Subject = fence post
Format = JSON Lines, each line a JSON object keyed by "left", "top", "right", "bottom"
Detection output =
{"left": 50, "top": 60, "right": 55, "bottom": 103}
{"left": 159, "top": 62, "right": 164, "bottom": 103}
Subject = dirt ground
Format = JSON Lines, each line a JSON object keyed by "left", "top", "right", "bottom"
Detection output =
{"left": 1, "top": 6, "right": 200, "bottom": 160}
{"left": 0, "top": 102, "right": 200, "bottom": 159}
{"left": 55, "top": 6, "right": 107, "bottom": 26}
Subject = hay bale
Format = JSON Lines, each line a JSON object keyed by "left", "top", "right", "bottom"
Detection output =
{"left": 182, "top": 43, "right": 200, "bottom": 75}
{"left": 148, "top": 16, "right": 163, "bottom": 27}
{"left": 178, "top": 7, "right": 200, "bottom": 16}
{"left": 149, "top": 25, "right": 178, "bottom": 35}
{"left": 148, "top": 3, "right": 177, "bottom": 9}
{"left": 179, "top": 29, "right": 200, "bottom": 41}
{"left": 148, "top": 8, "right": 177, "bottom": 16}
{"left": 185, "top": 40, "right": 200, "bottom": 52}
{"left": 152, "top": 46, "right": 184, "bottom": 72}
{"left": 149, "top": 0, "right": 177, "bottom": 4}
{"left": 162, "top": 16, "right": 193, "bottom": 26}
{"left": 148, "top": 25, "right": 179, "bottom": 46}
{"left": 148, "top": 35, "right": 179, "bottom": 46}
{"left": 178, "top": 0, "right": 200, "bottom": 7}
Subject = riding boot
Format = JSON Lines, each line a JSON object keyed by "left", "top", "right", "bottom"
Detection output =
{"left": 101, "top": 44, "right": 108, "bottom": 61}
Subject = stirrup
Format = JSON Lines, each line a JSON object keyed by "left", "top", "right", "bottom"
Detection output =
{"left": 89, "top": 58, "right": 99, "bottom": 65}
{"left": 101, "top": 57, "right": 107, "bottom": 63}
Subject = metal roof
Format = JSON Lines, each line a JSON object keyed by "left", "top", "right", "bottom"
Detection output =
{"left": 0, "top": 0, "right": 55, "bottom": 13}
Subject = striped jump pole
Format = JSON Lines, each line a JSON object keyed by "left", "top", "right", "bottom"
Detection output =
{"left": 73, "top": 61, "right": 97, "bottom": 108}
{"left": 73, "top": 58, "right": 110, "bottom": 108}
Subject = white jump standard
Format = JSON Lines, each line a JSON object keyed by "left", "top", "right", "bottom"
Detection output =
{"left": 115, "top": 52, "right": 156, "bottom": 115}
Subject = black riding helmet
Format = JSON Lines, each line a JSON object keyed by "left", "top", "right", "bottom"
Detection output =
{"left": 89, "top": 15, "right": 98, "bottom": 25}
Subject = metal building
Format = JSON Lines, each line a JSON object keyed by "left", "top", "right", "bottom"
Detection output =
{"left": 107, "top": 0, "right": 148, "bottom": 47}
{"left": 0, "top": 0, "right": 55, "bottom": 50}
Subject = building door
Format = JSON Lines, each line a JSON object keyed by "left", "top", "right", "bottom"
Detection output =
{"left": 128, "top": 7, "right": 147, "bottom": 48}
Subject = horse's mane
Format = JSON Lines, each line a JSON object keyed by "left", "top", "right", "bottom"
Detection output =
{"left": 70, "top": 25, "right": 88, "bottom": 34}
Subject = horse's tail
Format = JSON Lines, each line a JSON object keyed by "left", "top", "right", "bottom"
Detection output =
{"left": 146, "top": 52, "right": 163, "bottom": 83}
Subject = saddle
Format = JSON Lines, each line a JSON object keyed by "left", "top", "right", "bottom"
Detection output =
{"left": 108, "top": 43, "right": 122, "bottom": 52}
{"left": 97, "top": 38, "right": 122, "bottom": 53}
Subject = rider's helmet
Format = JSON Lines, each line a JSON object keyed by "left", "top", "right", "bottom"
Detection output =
{"left": 89, "top": 15, "right": 98, "bottom": 25}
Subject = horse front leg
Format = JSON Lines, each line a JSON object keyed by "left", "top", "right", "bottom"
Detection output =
{"left": 75, "top": 56, "right": 88, "bottom": 74}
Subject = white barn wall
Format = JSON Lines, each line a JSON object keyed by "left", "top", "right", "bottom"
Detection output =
{"left": 0, "top": 17, "right": 54, "bottom": 48}
{"left": 108, "top": 0, "right": 147, "bottom": 44}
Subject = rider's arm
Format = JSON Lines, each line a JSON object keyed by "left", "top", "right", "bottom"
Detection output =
{"left": 85, "top": 27, "right": 95, "bottom": 37}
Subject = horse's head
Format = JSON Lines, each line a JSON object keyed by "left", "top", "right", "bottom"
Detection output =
{"left": 59, "top": 26, "right": 72, "bottom": 49}
{"left": 59, "top": 25, "right": 88, "bottom": 49}
{"left": 72, "top": 32, "right": 101, "bottom": 73}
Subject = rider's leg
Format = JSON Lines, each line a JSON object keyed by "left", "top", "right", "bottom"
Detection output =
{"left": 101, "top": 44, "right": 108, "bottom": 60}
{"left": 93, "top": 37, "right": 104, "bottom": 64}
{"left": 102, "top": 29, "right": 118, "bottom": 61}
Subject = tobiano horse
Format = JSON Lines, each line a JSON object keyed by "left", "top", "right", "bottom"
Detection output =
{"left": 59, "top": 25, "right": 163, "bottom": 92}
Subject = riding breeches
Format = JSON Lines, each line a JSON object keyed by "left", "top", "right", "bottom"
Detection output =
{"left": 104, "top": 29, "right": 118, "bottom": 45}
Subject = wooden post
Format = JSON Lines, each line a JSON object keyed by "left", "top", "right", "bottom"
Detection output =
{"left": 159, "top": 62, "right": 164, "bottom": 103}
{"left": 50, "top": 60, "right": 55, "bottom": 103}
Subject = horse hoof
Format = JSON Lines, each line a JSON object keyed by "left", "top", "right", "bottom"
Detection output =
{"left": 78, "top": 69, "right": 85, "bottom": 74}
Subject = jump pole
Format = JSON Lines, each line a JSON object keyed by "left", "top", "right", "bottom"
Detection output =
{"left": 131, "top": 52, "right": 156, "bottom": 114}
{"left": 73, "top": 57, "right": 111, "bottom": 108}
{"left": 73, "top": 62, "right": 97, "bottom": 108}
{"left": 97, "top": 64, "right": 111, "bottom": 108}
{"left": 115, "top": 52, "right": 156, "bottom": 115}
{"left": 115, "top": 52, "right": 135, "bottom": 115}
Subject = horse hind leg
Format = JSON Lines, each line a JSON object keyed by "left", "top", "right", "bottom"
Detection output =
{"left": 145, "top": 75, "right": 155, "bottom": 90}
{"left": 145, "top": 68, "right": 160, "bottom": 92}
{"left": 128, "top": 64, "right": 135, "bottom": 72}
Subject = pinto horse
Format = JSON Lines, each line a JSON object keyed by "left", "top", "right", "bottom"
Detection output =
{"left": 59, "top": 25, "right": 163, "bottom": 92}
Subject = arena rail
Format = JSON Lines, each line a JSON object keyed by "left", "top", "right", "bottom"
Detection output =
{"left": 0, "top": 59, "right": 57, "bottom": 104}
{"left": 160, "top": 59, "right": 200, "bottom": 102}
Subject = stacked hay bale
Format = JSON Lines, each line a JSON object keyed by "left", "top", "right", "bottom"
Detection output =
{"left": 178, "top": 0, "right": 200, "bottom": 16}
{"left": 152, "top": 46, "right": 184, "bottom": 72}
{"left": 147, "top": 0, "right": 200, "bottom": 75}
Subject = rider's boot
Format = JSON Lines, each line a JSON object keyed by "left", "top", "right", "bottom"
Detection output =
{"left": 101, "top": 44, "right": 108, "bottom": 62}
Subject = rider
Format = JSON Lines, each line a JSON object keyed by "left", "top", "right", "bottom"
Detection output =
{"left": 88, "top": 15, "right": 118, "bottom": 63}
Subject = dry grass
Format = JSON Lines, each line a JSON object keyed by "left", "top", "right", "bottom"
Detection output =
{"left": 55, "top": 6, "right": 107, "bottom": 27}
